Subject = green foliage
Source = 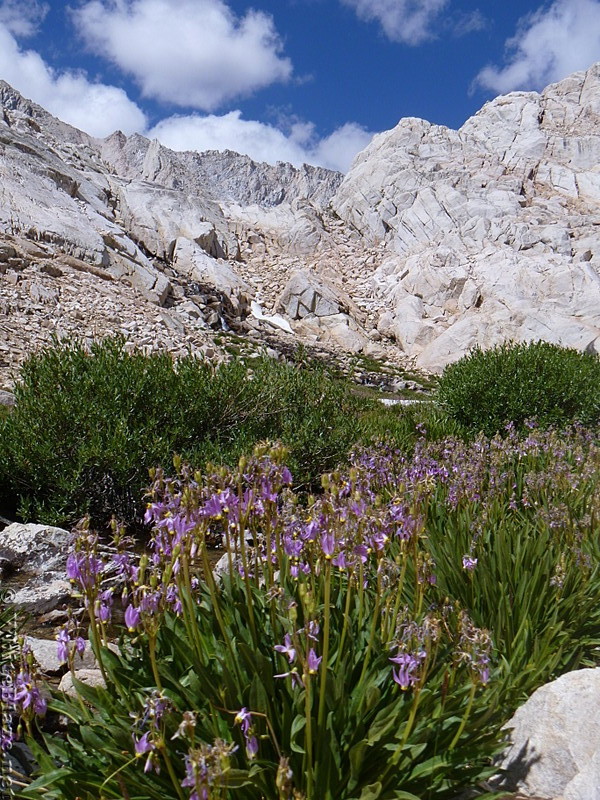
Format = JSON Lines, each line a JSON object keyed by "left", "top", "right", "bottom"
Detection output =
{"left": 413, "top": 429, "right": 600, "bottom": 705}
{"left": 0, "top": 338, "right": 375, "bottom": 528}
{"left": 437, "top": 340, "right": 600, "bottom": 436}
{"left": 15, "top": 446, "right": 503, "bottom": 800}
{"left": 8, "top": 427, "right": 600, "bottom": 800}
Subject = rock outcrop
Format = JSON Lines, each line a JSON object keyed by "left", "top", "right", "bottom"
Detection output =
{"left": 2, "top": 64, "right": 600, "bottom": 375}
{"left": 0, "top": 523, "right": 72, "bottom": 611}
{"left": 494, "top": 668, "right": 600, "bottom": 800}
{"left": 333, "top": 64, "right": 600, "bottom": 370}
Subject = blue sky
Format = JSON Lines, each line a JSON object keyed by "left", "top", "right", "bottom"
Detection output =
{"left": 1, "top": 0, "right": 600, "bottom": 170}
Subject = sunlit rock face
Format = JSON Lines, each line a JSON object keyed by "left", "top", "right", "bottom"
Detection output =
{"left": 332, "top": 63, "right": 600, "bottom": 370}
{"left": 2, "top": 65, "right": 600, "bottom": 373}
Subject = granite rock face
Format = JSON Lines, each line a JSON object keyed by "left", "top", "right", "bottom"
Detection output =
{"left": 332, "top": 64, "right": 600, "bottom": 369}
{"left": 2, "top": 65, "right": 600, "bottom": 373}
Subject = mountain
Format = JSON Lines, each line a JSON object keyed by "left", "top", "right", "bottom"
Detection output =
{"left": 1, "top": 64, "right": 600, "bottom": 388}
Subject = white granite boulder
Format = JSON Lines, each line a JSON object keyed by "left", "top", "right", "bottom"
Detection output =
{"left": 0, "top": 523, "right": 72, "bottom": 611}
{"left": 494, "top": 668, "right": 600, "bottom": 800}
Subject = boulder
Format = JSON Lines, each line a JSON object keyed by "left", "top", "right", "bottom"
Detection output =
{"left": 0, "top": 523, "right": 72, "bottom": 612}
{"left": 58, "top": 669, "right": 106, "bottom": 698}
{"left": 0, "top": 523, "right": 71, "bottom": 572}
{"left": 0, "top": 389, "right": 15, "bottom": 407}
{"left": 277, "top": 270, "right": 344, "bottom": 319}
{"left": 494, "top": 668, "right": 600, "bottom": 799}
{"left": 172, "top": 237, "right": 249, "bottom": 294}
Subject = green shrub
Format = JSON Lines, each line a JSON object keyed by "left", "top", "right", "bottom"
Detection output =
{"left": 0, "top": 338, "right": 375, "bottom": 528}
{"left": 437, "top": 340, "right": 600, "bottom": 435}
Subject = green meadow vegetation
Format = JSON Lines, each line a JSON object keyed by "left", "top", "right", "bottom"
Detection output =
{"left": 2, "top": 338, "right": 600, "bottom": 799}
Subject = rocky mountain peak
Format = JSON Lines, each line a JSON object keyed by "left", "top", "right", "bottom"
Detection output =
{"left": 1, "top": 65, "right": 600, "bottom": 384}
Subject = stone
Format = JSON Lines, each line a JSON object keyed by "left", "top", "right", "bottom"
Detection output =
{"left": 277, "top": 270, "right": 344, "bottom": 319}
{"left": 173, "top": 237, "right": 249, "bottom": 294}
{"left": 331, "top": 62, "right": 600, "bottom": 369}
{"left": 3, "top": 65, "right": 600, "bottom": 377}
{"left": 58, "top": 669, "right": 106, "bottom": 698}
{"left": 0, "top": 523, "right": 72, "bottom": 612}
{"left": 0, "top": 523, "right": 71, "bottom": 572}
{"left": 40, "top": 262, "right": 64, "bottom": 278}
{"left": 25, "top": 636, "right": 65, "bottom": 675}
{"left": 0, "top": 389, "right": 15, "bottom": 407}
{"left": 29, "top": 282, "right": 59, "bottom": 304}
{"left": 493, "top": 668, "right": 600, "bottom": 800}
{"left": 250, "top": 300, "right": 294, "bottom": 334}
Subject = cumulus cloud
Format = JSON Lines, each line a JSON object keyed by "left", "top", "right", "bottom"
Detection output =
{"left": 0, "top": 0, "right": 48, "bottom": 36}
{"left": 340, "top": 0, "right": 449, "bottom": 44}
{"left": 474, "top": 0, "right": 600, "bottom": 94}
{"left": 72, "top": 0, "right": 293, "bottom": 111}
{"left": 0, "top": 23, "right": 147, "bottom": 136}
{"left": 148, "top": 112, "right": 374, "bottom": 172}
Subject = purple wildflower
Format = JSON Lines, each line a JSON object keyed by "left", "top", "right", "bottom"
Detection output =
{"left": 274, "top": 634, "right": 296, "bottom": 664}
{"left": 234, "top": 707, "right": 251, "bottom": 735}
{"left": 134, "top": 731, "right": 152, "bottom": 756}
{"left": 307, "top": 648, "right": 322, "bottom": 675}
{"left": 390, "top": 651, "right": 425, "bottom": 690}
{"left": 274, "top": 668, "right": 303, "bottom": 687}
{"left": 234, "top": 708, "right": 258, "bottom": 759}
{"left": 124, "top": 604, "right": 141, "bottom": 631}
{"left": 462, "top": 555, "right": 478, "bottom": 571}
{"left": 66, "top": 551, "right": 104, "bottom": 590}
{"left": 56, "top": 627, "right": 70, "bottom": 664}
{"left": 14, "top": 672, "right": 47, "bottom": 716}
{"left": 321, "top": 532, "right": 335, "bottom": 559}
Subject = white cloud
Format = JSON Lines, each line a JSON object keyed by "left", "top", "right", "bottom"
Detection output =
{"left": 0, "top": 0, "right": 48, "bottom": 37}
{"left": 0, "top": 24, "right": 147, "bottom": 136}
{"left": 73, "top": 0, "right": 293, "bottom": 111}
{"left": 474, "top": 0, "right": 600, "bottom": 94}
{"left": 148, "top": 112, "right": 374, "bottom": 172}
{"left": 340, "top": 0, "right": 449, "bottom": 44}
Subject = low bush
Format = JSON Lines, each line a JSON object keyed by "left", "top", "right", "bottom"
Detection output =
{"left": 0, "top": 338, "right": 375, "bottom": 529}
{"left": 437, "top": 340, "right": 600, "bottom": 436}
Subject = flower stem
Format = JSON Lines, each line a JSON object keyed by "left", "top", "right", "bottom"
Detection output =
{"left": 317, "top": 560, "right": 332, "bottom": 729}
{"left": 449, "top": 682, "right": 477, "bottom": 751}
{"left": 304, "top": 674, "right": 314, "bottom": 800}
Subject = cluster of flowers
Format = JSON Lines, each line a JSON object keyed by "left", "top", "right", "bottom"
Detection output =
{"left": 1, "top": 641, "right": 47, "bottom": 751}
{"left": 19, "top": 422, "right": 600, "bottom": 796}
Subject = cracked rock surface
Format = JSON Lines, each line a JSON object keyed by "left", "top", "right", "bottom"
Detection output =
{"left": 2, "top": 64, "right": 600, "bottom": 377}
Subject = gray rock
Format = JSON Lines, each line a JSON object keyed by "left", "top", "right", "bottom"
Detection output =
{"left": 0, "top": 523, "right": 72, "bottom": 612}
{"left": 24, "top": 636, "right": 65, "bottom": 675}
{"left": 0, "top": 389, "right": 15, "bottom": 407}
{"left": 3, "top": 65, "right": 600, "bottom": 375}
{"left": 7, "top": 576, "right": 72, "bottom": 613}
{"left": 58, "top": 669, "right": 106, "bottom": 698}
{"left": 494, "top": 668, "right": 600, "bottom": 800}
{"left": 332, "top": 62, "right": 600, "bottom": 370}
{"left": 0, "top": 523, "right": 71, "bottom": 572}
{"left": 173, "top": 237, "right": 249, "bottom": 294}
{"left": 277, "top": 270, "right": 344, "bottom": 319}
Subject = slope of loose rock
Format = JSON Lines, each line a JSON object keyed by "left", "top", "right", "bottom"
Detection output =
{"left": 2, "top": 65, "right": 600, "bottom": 376}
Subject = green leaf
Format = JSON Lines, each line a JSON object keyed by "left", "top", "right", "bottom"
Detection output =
{"left": 357, "top": 780, "right": 382, "bottom": 800}
{"left": 366, "top": 703, "right": 400, "bottom": 745}
{"left": 349, "top": 739, "right": 368, "bottom": 780}
{"left": 290, "top": 713, "right": 306, "bottom": 753}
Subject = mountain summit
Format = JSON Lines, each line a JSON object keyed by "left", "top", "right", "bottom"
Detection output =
{"left": 1, "top": 65, "right": 600, "bottom": 382}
